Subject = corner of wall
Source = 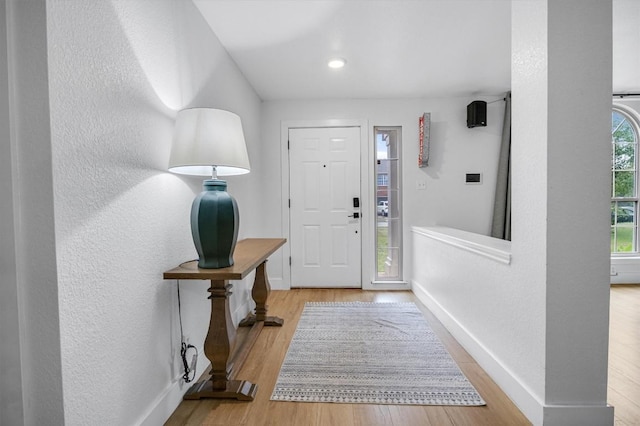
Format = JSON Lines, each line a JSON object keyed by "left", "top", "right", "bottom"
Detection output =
{"left": 6, "top": 0, "right": 65, "bottom": 424}
{"left": 0, "top": 0, "right": 25, "bottom": 423}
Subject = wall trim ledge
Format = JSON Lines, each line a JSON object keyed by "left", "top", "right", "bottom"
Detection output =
{"left": 412, "top": 226, "right": 511, "bottom": 265}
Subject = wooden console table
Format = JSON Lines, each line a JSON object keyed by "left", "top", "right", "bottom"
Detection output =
{"left": 163, "top": 238, "right": 286, "bottom": 401}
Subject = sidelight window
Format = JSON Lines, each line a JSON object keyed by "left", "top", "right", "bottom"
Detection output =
{"left": 374, "top": 127, "right": 402, "bottom": 281}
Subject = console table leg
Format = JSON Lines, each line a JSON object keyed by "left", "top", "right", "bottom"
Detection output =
{"left": 207, "top": 279, "right": 235, "bottom": 389}
{"left": 183, "top": 279, "right": 257, "bottom": 401}
{"left": 239, "top": 261, "right": 284, "bottom": 327}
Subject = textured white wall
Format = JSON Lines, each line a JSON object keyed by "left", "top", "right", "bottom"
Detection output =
{"left": 413, "top": 1, "right": 613, "bottom": 425}
{"left": 45, "top": 1, "right": 262, "bottom": 424}
{"left": 261, "top": 97, "right": 506, "bottom": 287}
{"left": 2, "top": 1, "right": 614, "bottom": 425}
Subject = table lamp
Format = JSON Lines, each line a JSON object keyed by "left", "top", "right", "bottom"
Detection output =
{"left": 169, "top": 108, "right": 250, "bottom": 268}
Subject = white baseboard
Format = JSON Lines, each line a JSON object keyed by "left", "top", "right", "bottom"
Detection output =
{"left": 233, "top": 296, "right": 253, "bottom": 326}
{"left": 136, "top": 364, "right": 209, "bottom": 426}
{"left": 410, "top": 281, "right": 543, "bottom": 424}
{"left": 610, "top": 257, "right": 640, "bottom": 284}
{"left": 138, "top": 286, "right": 254, "bottom": 425}
{"left": 542, "top": 404, "right": 614, "bottom": 426}
{"left": 269, "top": 277, "right": 286, "bottom": 290}
{"left": 137, "top": 374, "right": 187, "bottom": 426}
{"left": 411, "top": 280, "right": 614, "bottom": 426}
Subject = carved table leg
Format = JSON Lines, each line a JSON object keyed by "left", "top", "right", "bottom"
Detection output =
{"left": 183, "top": 279, "right": 257, "bottom": 401}
{"left": 239, "top": 260, "right": 284, "bottom": 327}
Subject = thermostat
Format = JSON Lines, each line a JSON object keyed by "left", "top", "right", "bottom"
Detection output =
{"left": 465, "top": 173, "right": 482, "bottom": 184}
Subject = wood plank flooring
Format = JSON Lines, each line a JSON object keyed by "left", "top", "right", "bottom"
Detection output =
{"left": 609, "top": 285, "right": 640, "bottom": 426}
{"left": 165, "top": 289, "right": 530, "bottom": 425}
{"left": 166, "top": 285, "right": 640, "bottom": 425}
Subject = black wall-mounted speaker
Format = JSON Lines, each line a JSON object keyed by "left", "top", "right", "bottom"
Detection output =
{"left": 467, "top": 101, "right": 487, "bottom": 128}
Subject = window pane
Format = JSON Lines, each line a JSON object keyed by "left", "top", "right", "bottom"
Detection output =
{"left": 614, "top": 171, "right": 635, "bottom": 197}
{"left": 612, "top": 114, "right": 636, "bottom": 143}
{"left": 611, "top": 226, "right": 615, "bottom": 251}
{"left": 613, "top": 224, "right": 635, "bottom": 252}
{"left": 611, "top": 200, "right": 638, "bottom": 253}
{"left": 375, "top": 127, "right": 402, "bottom": 281}
{"left": 614, "top": 143, "right": 635, "bottom": 170}
{"left": 612, "top": 111, "right": 625, "bottom": 134}
{"left": 613, "top": 201, "right": 635, "bottom": 224}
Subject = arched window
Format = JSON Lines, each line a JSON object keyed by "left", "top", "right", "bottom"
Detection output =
{"left": 611, "top": 105, "right": 640, "bottom": 253}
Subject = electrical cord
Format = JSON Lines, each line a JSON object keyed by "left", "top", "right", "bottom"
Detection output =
{"left": 180, "top": 341, "right": 197, "bottom": 383}
{"left": 177, "top": 280, "right": 198, "bottom": 383}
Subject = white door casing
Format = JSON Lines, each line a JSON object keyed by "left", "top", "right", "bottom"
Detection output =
{"left": 288, "top": 127, "right": 362, "bottom": 287}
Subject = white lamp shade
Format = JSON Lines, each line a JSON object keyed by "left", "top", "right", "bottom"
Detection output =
{"left": 169, "top": 108, "right": 251, "bottom": 176}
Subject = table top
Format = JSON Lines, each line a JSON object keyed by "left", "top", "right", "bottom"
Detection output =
{"left": 163, "top": 238, "right": 286, "bottom": 280}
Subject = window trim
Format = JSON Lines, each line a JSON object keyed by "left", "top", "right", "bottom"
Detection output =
{"left": 373, "top": 126, "right": 403, "bottom": 283}
{"left": 612, "top": 103, "right": 640, "bottom": 256}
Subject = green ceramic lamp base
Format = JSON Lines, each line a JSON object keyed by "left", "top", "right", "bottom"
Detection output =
{"left": 191, "top": 179, "right": 239, "bottom": 269}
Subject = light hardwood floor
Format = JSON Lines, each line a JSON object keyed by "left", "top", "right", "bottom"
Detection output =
{"left": 609, "top": 285, "right": 640, "bottom": 426}
{"left": 166, "top": 289, "right": 530, "bottom": 425}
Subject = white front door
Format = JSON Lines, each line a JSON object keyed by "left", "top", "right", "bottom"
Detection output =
{"left": 289, "top": 127, "right": 361, "bottom": 288}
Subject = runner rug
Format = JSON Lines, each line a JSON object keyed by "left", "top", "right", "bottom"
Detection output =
{"left": 270, "top": 302, "right": 485, "bottom": 405}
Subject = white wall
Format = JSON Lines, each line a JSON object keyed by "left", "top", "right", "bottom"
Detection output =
{"left": 261, "top": 97, "right": 506, "bottom": 288}
{"left": 0, "top": 1, "right": 20, "bottom": 423}
{"left": 1, "top": 1, "right": 263, "bottom": 425}
{"left": 412, "top": 1, "right": 613, "bottom": 425}
{"left": 0, "top": 1, "right": 38, "bottom": 425}
{"left": 1, "top": 1, "right": 66, "bottom": 425}
{"left": 0, "top": 1, "right": 616, "bottom": 425}
{"left": 613, "top": 0, "right": 640, "bottom": 93}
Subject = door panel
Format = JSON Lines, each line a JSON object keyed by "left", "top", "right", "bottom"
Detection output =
{"left": 289, "top": 127, "right": 361, "bottom": 288}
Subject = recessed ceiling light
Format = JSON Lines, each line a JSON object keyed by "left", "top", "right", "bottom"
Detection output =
{"left": 328, "top": 58, "right": 346, "bottom": 69}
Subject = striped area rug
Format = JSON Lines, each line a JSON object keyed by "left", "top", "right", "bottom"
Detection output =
{"left": 270, "top": 302, "right": 485, "bottom": 405}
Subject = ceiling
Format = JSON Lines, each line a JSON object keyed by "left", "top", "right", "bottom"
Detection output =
{"left": 194, "top": 0, "right": 640, "bottom": 102}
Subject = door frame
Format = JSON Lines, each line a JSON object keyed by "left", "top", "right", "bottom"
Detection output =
{"left": 280, "top": 119, "right": 373, "bottom": 289}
